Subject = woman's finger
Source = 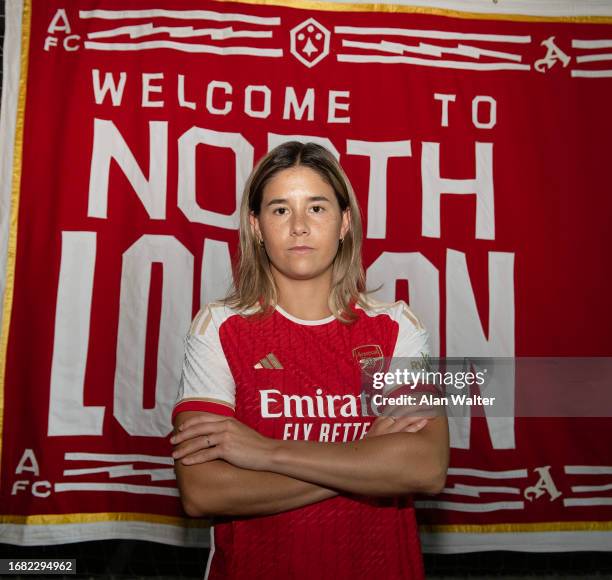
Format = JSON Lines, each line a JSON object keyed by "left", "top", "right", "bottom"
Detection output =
{"left": 180, "top": 447, "right": 221, "bottom": 465}
{"left": 384, "top": 414, "right": 427, "bottom": 430}
{"left": 366, "top": 415, "right": 404, "bottom": 437}
{"left": 381, "top": 415, "right": 404, "bottom": 433}
{"left": 395, "top": 416, "right": 428, "bottom": 432}
{"left": 360, "top": 413, "right": 436, "bottom": 439}
{"left": 364, "top": 416, "right": 388, "bottom": 436}
{"left": 172, "top": 434, "right": 218, "bottom": 460}
{"left": 171, "top": 420, "right": 227, "bottom": 445}
{"left": 403, "top": 418, "right": 429, "bottom": 433}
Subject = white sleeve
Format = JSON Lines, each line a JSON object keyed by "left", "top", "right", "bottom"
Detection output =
{"left": 391, "top": 301, "right": 430, "bottom": 359}
{"left": 172, "top": 306, "right": 236, "bottom": 420}
{"left": 380, "top": 302, "right": 435, "bottom": 416}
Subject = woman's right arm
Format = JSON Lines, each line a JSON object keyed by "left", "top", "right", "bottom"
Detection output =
{"left": 174, "top": 411, "right": 339, "bottom": 517}
{"left": 173, "top": 411, "right": 431, "bottom": 518}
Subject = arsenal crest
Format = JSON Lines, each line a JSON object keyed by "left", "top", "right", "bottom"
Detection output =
{"left": 290, "top": 18, "right": 331, "bottom": 68}
{"left": 352, "top": 344, "right": 384, "bottom": 377}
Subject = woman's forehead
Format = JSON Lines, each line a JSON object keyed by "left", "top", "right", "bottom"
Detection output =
{"left": 263, "top": 166, "right": 334, "bottom": 200}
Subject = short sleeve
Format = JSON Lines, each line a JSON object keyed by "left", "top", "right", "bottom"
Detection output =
{"left": 375, "top": 302, "right": 437, "bottom": 418}
{"left": 172, "top": 306, "right": 236, "bottom": 421}
{"left": 391, "top": 301, "right": 430, "bottom": 359}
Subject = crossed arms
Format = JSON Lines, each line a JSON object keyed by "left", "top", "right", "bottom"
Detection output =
{"left": 172, "top": 411, "right": 449, "bottom": 518}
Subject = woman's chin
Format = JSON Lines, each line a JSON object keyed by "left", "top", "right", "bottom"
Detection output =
{"left": 276, "top": 265, "right": 330, "bottom": 281}
{"left": 287, "top": 269, "right": 324, "bottom": 281}
{"left": 269, "top": 257, "right": 336, "bottom": 282}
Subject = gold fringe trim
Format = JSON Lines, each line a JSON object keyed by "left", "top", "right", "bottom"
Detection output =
{"left": 0, "top": 0, "right": 31, "bottom": 480}
{"left": 2, "top": 514, "right": 609, "bottom": 534}
{"left": 0, "top": 512, "right": 210, "bottom": 527}
{"left": 212, "top": 0, "right": 612, "bottom": 24}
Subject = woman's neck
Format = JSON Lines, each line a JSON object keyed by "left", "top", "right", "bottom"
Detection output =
{"left": 272, "top": 270, "right": 334, "bottom": 321}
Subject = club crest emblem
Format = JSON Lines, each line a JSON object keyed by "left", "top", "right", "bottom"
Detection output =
{"left": 352, "top": 344, "right": 384, "bottom": 377}
{"left": 290, "top": 18, "right": 331, "bottom": 68}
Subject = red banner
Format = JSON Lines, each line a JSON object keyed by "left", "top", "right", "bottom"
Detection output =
{"left": 1, "top": 0, "right": 611, "bottom": 549}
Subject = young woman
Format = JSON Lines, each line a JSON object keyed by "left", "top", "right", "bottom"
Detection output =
{"left": 171, "top": 141, "right": 449, "bottom": 580}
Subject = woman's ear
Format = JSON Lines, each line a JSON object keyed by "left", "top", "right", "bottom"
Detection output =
{"left": 249, "top": 211, "right": 261, "bottom": 241}
{"left": 340, "top": 208, "right": 351, "bottom": 239}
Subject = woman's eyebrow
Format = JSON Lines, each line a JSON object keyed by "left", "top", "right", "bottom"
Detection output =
{"left": 265, "top": 195, "right": 331, "bottom": 206}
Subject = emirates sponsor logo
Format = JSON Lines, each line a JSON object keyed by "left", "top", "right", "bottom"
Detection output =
{"left": 260, "top": 388, "right": 361, "bottom": 419}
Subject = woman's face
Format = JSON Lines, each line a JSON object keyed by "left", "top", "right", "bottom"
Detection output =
{"left": 250, "top": 166, "right": 350, "bottom": 283}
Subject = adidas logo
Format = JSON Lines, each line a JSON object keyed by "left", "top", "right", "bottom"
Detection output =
{"left": 254, "top": 352, "right": 284, "bottom": 369}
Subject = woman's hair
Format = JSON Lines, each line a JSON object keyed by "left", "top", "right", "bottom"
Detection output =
{"left": 221, "top": 141, "right": 377, "bottom": 324}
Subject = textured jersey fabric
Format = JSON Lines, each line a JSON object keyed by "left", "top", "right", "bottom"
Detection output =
{"left": 173, "top": 295, "right": 430, "bottom": 580}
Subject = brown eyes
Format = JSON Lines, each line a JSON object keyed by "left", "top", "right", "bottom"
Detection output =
{"left": 272, "top": 206, "right": 325, "bottom": 215}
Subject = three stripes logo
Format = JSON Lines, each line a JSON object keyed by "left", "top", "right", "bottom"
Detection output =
{"left": 254, "top": 352, "right": 284, "bottom": 369}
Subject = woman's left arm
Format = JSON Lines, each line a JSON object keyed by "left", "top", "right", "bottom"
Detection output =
{"left": 268, "top": 415, "right": 449, "bottom": 496}
{"left": 172, "top": 413, "right": 449, "bottom": 497}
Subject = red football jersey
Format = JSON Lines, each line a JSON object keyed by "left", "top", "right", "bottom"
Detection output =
{"left": 173, "top": 295, "right": 430, "bottom": 580}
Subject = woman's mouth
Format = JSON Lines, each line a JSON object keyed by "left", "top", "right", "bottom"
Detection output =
{"left": 288, "top": 246, "right": 314, "bottom": 253}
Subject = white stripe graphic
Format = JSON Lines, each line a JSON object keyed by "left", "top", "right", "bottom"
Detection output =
{"left": 65, "top": 452, "right": 174, "bottom": 465}
{"left": 442, "top": 483, "right": 521, "bottom": 497}
{"left": 572, "top": 39, "right": 612, "bottom": 49}
{"left": 342, "top": 39, "right": 522, "bottom": 61}
{"left": 337, "top": 54, "right": 530, "bottom": 71}
{"left": 563, "top": 497, "right": 612, "bottom": 507}
{"left": 84, "top": 40, "right": 282, "bottom": 56}
{"left": 564, "top": 465, "right": 612, "bottom": 475}
{"left": 576, "top": 52, "right": 612, "bottom": 64}
{"left": 447, "top": 467, "right": 529, "bottom": 479}
{"left": 571, "top": 70, "right": 612, "bottom": 78}
{"left": 79, "top": 9, "right": 280, "bottom": 25}
{"left": 63, "top": 465, "right": 176, "bottom": 481}
{"left": 571, "top": 483, "right": 612, "bottom": 493}
{"left": 55, "top": 482, "right": 179, "bottom": 496}
{"left": 421, "top": 530, "right": 612, "bottom": 553}
{"left": 335, "top": 26, "right": 531, "bottom": 44}
{"left": 88, "top": 24, "right": 273, "bottom": 40}
{"left": 415, "top": 500, "right": 524, "bottom": 512}
{"left": 0, "top": 520, "right": 208, "bottom": 547}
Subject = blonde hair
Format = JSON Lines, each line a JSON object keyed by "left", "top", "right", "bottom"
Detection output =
{"left": 220, "top": 141, "right": 379, "bottom": 324}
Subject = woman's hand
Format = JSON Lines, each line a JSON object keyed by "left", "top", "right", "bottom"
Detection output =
{"left": 365, "top": 414, "right": 433, "bottom": 438}
{"left": 171, "top": 414, "right": 276, "bottom": 471}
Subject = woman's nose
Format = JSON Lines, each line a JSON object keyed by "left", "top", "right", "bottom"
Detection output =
{"left": 290, "top": 210, "right": 309, "bottom": 235}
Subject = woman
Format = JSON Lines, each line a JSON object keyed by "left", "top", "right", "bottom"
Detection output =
{"left": 171, "top": 141, "right": 449, "bottom": 580}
